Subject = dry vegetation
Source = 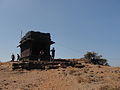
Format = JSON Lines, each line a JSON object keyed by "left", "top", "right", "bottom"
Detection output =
{"left": 0, "top": 59, "right": 120, "bottom": 90}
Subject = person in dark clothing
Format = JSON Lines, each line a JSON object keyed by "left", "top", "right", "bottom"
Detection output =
{"left": 17, "top": 54, "right": 20, "bottom": 61}
{"left": 38, "top": 50, "right": 44, "bottom": 61}
{"left": 11, "top": 54, "right": 15, "bottom": 61}
{"left": 51, "top": 47, "right": 55, "bottom": 60}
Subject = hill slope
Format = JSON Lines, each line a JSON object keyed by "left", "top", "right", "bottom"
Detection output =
{"left": 0, "top": 60, "right": 120, "bottom": 90}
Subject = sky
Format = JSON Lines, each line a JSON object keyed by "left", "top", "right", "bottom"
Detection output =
{"left": 0, "top": 0, "right": 120, "bottom": 66}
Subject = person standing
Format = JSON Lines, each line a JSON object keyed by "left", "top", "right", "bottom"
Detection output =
{"left": 39, "top": 50, "right": 44, "bottom": 61}
{"left": 51, "top": 47, "right": 55, "bottom": 60}
{"left": 17, "top": 54, "right": 20, "bottom": 61}
{"left": 11, "top": 54, "right": 15, "bottom": 62}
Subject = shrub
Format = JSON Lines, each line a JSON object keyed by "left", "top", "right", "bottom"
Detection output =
{"left": 84, "top": 52, "right": 109, "bottom": 66}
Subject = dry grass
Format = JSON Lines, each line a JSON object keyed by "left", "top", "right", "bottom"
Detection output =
{"left": 100, "top": 85, "right": 120, "bottom": 90}
{"left": 0, "top": 60, "right": 120, "bottom": 90}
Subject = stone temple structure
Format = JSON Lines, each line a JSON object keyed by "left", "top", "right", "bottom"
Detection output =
{"left": 19, "top": 31, "right": 55, "bottom": 60}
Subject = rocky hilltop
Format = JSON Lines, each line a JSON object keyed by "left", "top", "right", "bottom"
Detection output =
{"left": 0, "top": 59, "right": 120, "bottom": 90}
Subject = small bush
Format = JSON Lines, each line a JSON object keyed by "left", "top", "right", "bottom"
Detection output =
{"left": 84, "top": 52, "right": 109, "bottom": 66}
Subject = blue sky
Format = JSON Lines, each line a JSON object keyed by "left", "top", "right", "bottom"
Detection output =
{"left": 0, "top": 0, "right": 120, "bottom": 66}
